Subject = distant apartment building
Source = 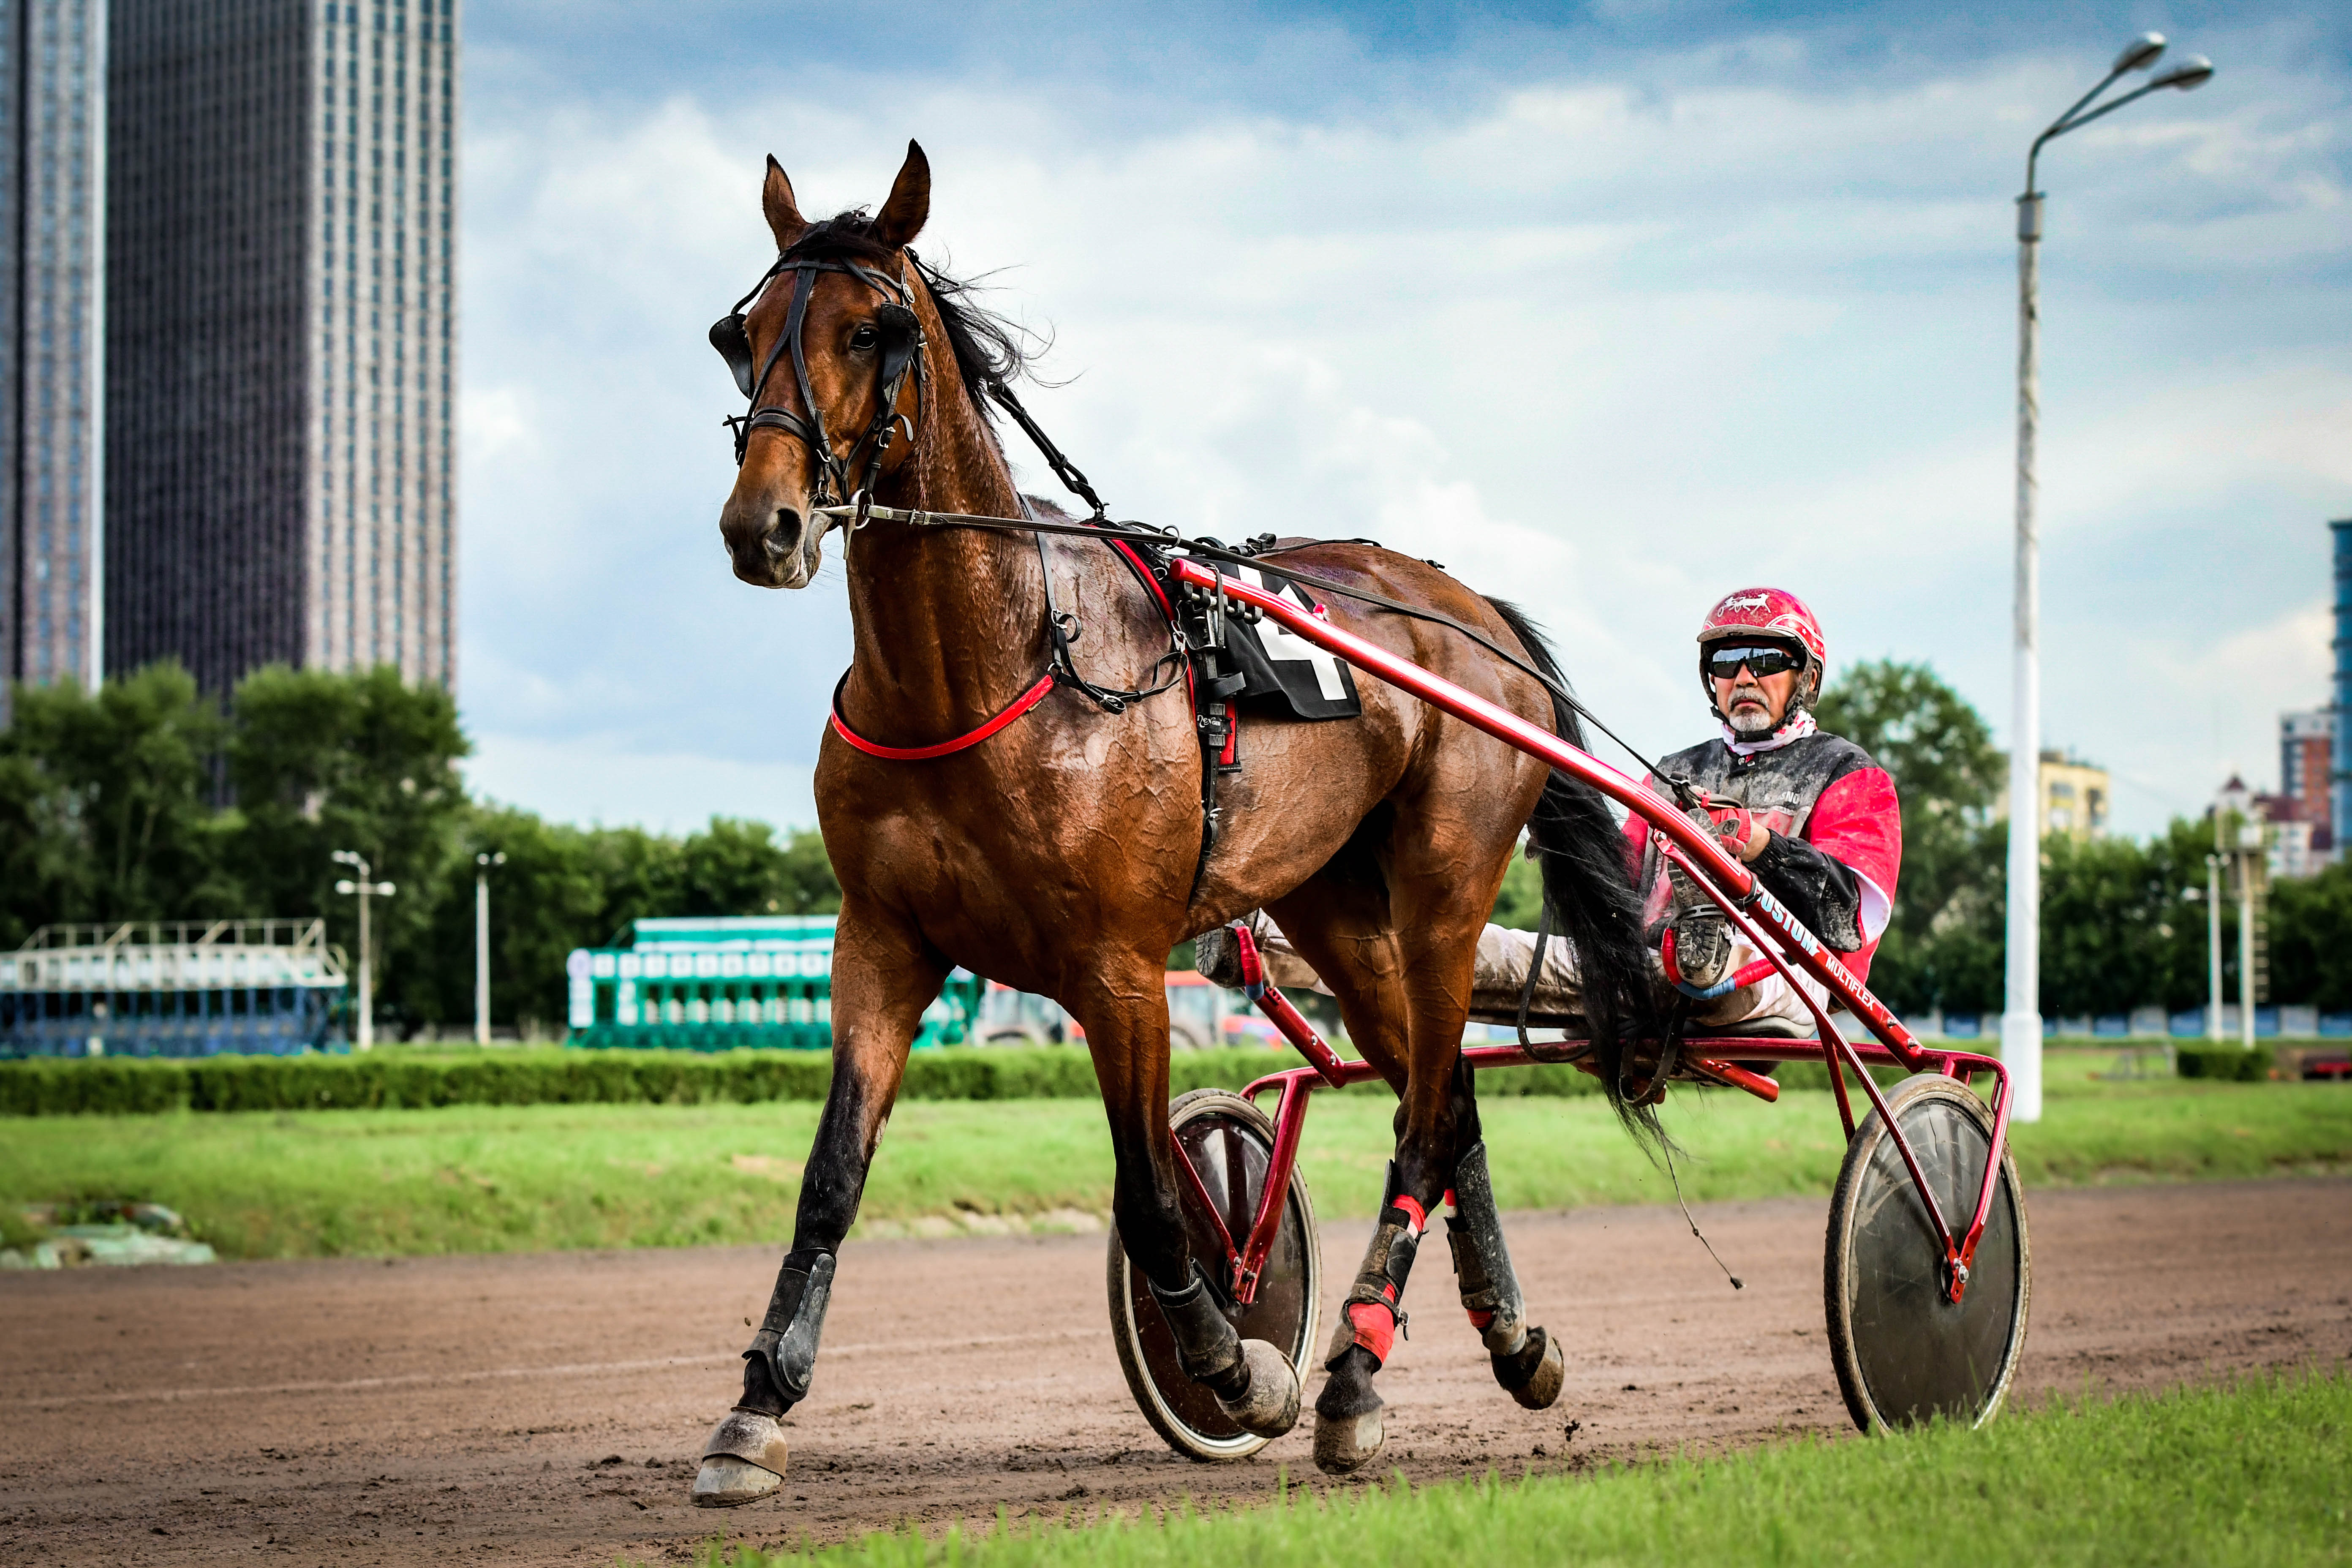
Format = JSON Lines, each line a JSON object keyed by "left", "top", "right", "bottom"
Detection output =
{"left": 2275, "top": 706, "right": 2336, "bottom": 871}
{"left": 2038, "top": 751, "right": 2108, "bottom": 839}
{"left": 1998, "top": 748, "right": 2109, "bottom": 841}
{"left": 105, "top": 0, "right": 457, "bottom": 697}
{"left": 2279, "top": 708, "right": 2333, "bottom": 836}
{"left": 2253, "top": 795, "right": 2323, "bottom": 880}
{"left": 1, "top": 0, "right": 107, "bottom": 714}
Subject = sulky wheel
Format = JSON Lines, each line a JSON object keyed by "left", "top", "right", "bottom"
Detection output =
{"left": 1108, "top": 1088, "right": 1320, "bottom": 1461}
{"left": 1825, "top": 1073, "right": 2030, "bottom": 1433}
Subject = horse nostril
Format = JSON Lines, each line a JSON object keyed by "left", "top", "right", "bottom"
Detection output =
{"left": 764, "top": 509, "right": 801, "bottom": 561}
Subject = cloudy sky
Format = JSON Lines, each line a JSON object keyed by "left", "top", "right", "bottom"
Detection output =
{"left": 455, "top": 0, "right": 2350, "bottom": 839}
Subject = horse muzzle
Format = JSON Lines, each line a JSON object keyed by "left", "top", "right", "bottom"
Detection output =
{"left": 721, "top": 499, "right": 822, "bottom": 589}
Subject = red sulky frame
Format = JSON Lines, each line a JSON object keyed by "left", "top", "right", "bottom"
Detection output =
{"left": 1160, "top": 556, "right": 2014, "bottom": 1315}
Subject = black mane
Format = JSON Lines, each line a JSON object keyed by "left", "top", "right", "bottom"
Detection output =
{"left": 784, "top": 210, "right": 1037, "bottom": 419}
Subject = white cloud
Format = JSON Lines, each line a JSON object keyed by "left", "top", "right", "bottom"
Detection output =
{"left": 457, "top": 35, "right": 2351, "bottom": 837}
{"left": 466, "top": 731, "right": 817, "bottom": 834}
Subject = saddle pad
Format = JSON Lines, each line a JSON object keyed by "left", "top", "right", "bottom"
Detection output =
{"left": 1222, "top": 566, "right": 1362, "bottom": 721}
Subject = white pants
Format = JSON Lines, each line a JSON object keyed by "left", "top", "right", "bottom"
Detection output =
{"left": 1246, "top": 914, "right": 1829, "bottom": 1033}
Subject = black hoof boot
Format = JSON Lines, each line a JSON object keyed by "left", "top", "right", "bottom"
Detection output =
{"left": 1492, "top": 1324, "right": 1566, "bottom": 1410}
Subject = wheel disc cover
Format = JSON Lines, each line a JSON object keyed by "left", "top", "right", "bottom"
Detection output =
{"left": 1119, "top": 1105, "right": 1315, "bottom": 1452}
{"left": 1840, "top": 1086, "right": 2024, "bottom": 1426}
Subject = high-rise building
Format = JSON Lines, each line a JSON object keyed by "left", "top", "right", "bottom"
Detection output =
{"left": 2, "top": 0, "right": 107, "bottom": 713}
{"left": 2335, "top": 521, "right": 2352, "bottom": 853}
{"left": 105, "top": 0, "right": 456, "bottom": 697}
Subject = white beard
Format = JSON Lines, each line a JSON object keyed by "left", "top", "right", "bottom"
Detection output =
{"left": 1723, "top": 695, "right": 1779, "bottom": 738}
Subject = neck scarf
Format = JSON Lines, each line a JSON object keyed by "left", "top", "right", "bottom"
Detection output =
{"left": 1720, "top": 708, "right": 1816, "bottom": 757}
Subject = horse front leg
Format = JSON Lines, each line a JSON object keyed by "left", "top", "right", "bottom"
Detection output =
{"left": 1071, "top": 955, "right": 1302, "bottom": 1440}
{"left": 692, "top": 905, "right": 945, "bottom": 1508}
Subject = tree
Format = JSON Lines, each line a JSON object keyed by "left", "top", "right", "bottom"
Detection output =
{"left": 0, "top": 751, "right": 75, "bottom": 949}
{"left": 675, "top": 817, "right": 842, "bottom": 918}
{"left": 2136, "top": 817, "right": 2232, "bottom": 1014}
{"left": 421, "top": 805, "right": 620, "bottom": 1033}
{"left": 0, "top": 666, "right": 238, "bottom": 936}
{"left": 1814, "top": 660, "right": 2006, "bottom": 1015}
{"left": 2039, "top": 833, "right": 2170, "bottom": 1017}
{"left": 1489, "top": 851, "right": 1544, "bottom": 931}
{"left": 228, "top": 665, "right": 469, "bottom": 1035}
{"left": 2267, "top": 861, "right": 2352, "bottom": 1011}
{"left": 413, "top": 811, "right": 847, "bottom": 1034}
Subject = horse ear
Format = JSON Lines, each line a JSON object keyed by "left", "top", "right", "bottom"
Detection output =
{"left": 871, "top": 140, "right": 931, "bottom": 248}
{"left": 763, "top": 155, "right": 807, "bottom": 252}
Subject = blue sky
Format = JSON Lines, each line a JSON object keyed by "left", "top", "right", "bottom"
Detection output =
{"left": 455, "top": 0, "right": 2350, "bottom": 838}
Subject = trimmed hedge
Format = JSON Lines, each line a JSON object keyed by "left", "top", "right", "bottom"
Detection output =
{"left": 0, "top": 1046, "right": 1292, "bottom": 1117}
{"left": 2174, "top": 1045, "right": 2277, "bottom": 1082}
{"left": 0, "top": 1041, "right": 1610, "bottom": 1117}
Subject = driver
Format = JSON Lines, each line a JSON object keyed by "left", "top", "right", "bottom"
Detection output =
{"left": 1200, "top": 587, "right": 1902, "bottom": 1034}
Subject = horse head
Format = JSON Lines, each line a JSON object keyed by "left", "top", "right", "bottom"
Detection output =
{"left": 715, "top": 142, "right": 933, "bottom": 589}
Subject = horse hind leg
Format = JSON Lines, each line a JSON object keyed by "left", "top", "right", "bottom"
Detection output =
{"left": 1312, "top": 1158, "right": 1429, "bottom": 1472}
{"left": 1258, "top": 871, "right": 1424, "bottom": 1473}
{"left": 1282, "top": 813, "right": 1531, "bottom": 1471}
{"left": 1448, "top": 1141, "right": 1566, "bottom": 1408}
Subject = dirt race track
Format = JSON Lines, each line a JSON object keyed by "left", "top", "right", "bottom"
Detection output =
{"left": 4, "top": 1177, "right": 2349, "bottom": 1565}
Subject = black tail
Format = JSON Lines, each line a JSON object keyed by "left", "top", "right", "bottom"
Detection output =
{"left": 1484, "top": 598, "right": 1661, "bottom": 1141}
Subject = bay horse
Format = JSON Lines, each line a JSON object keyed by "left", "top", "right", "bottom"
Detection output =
{"left": 691, "top": 141, "right": 1652, "bottom": 1504}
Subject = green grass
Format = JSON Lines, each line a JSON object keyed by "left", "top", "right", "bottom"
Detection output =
{"left": 686, "top": 1369, "right": 2352, "bottom": 1567}
{"left": 3, "top": 1053, "right": 2346, "bottom": 1259}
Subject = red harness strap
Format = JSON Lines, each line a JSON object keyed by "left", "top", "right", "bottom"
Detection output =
{"left": 825, "top": 529, "right": 1186, "bottom": 764}
{"left": 828, "top": 671, "right": 1059, "bottom": 761}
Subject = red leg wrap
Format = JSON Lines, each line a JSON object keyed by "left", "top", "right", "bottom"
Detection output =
{"left": 1348, "top": 1301, "right": 1399, "bottom": 1363}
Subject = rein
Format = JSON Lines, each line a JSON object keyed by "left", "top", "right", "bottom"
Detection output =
{"left": 806, "top": 492, "right": 1676, "bottom": 792}
{"left": 708, "top": 246, "right": 1678, "bottom": 797}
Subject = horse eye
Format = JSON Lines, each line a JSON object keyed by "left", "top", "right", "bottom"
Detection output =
{"left": 850, "top": 324, "right": 878, "bottom": 351}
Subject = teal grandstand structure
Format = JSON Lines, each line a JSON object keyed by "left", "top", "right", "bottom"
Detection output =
{"left": 566, "top": 916, "right": 980, "bottom": 1051}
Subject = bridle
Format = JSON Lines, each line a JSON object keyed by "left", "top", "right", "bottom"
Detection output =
{"left": 707, "top": 241, "right": 1188, "bottom": 727}
{"left": 710, "top": 245, "right": 929, "bottom": 528}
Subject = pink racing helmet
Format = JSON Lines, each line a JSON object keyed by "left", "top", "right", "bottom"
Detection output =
{"left": 1695, "top": 587, "right": 1827, "bottom": 716}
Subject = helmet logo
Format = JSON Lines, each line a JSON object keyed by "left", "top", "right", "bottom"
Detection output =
{"left": 1717, "top": 592, "right": 1771, "bottom": 613}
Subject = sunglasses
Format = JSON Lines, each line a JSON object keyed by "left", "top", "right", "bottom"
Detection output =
{"left": 1704, "top": 643, "right": 1806, "bottom": 681}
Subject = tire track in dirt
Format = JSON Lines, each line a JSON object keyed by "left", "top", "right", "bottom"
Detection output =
{"left": 2, "top": 1178, "right": 2346, "bottom": 1565}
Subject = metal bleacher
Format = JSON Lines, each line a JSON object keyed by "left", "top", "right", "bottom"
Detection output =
{"left": 1, "top": 920, "right": 349, "bottom": 1059}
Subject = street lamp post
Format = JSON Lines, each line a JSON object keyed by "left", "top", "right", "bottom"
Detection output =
{"left": 332, "top": 851, "right": 397, "bottom": 1051}
{"left": 475, "top": 851, "right": 506, "bottom": 1046}
{"left": 2238, "top": 834, "right": 2258, "bottom": 1051}
{"left": 2004, "top": 34, "right": 2214, "bottom": 1124}
{"left": 2206, "top": 852, "right": 2225, "bottom": 1042}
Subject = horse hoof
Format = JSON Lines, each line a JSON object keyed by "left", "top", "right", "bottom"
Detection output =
{"left": 693, "top": 1455, "right": 782, "bottom": 1508}
{"left": 1312, "top": 1407, "right": 1384, "bottom": 1474}
{"left": 1217, "top": 1339, "right": 1302, "bottom": 1438}
{"left": 692, "top": 1408, "right": 788, "bottom": 1508}
{"left": 1498, "top": 1326, "right": 1566, "bottom": 1411}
